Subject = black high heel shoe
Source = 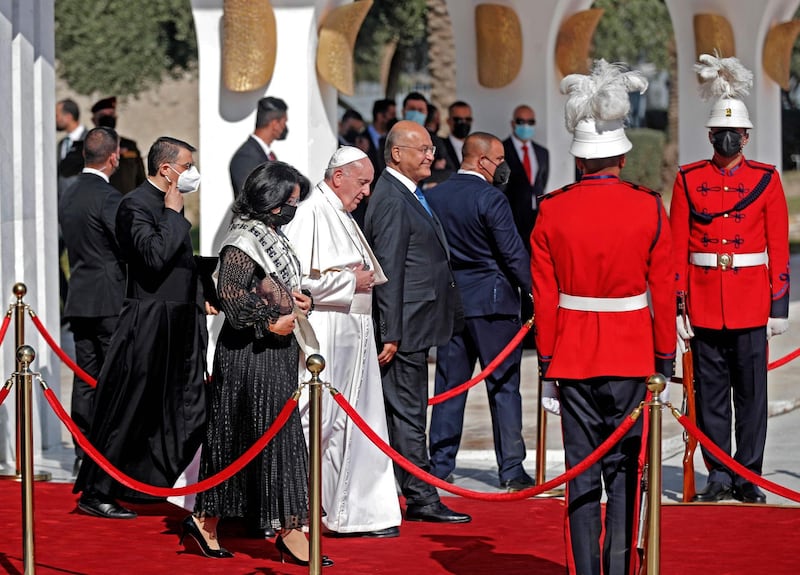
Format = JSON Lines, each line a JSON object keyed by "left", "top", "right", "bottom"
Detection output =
{"left": 179, "top": 515, "right": 234, "bottom": 559}
{"left": 276, "top": 535, "right": 334, "bottom": 567}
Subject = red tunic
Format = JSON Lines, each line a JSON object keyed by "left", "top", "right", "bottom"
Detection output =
{"left": 532, "top": 175, "right": 675, "bottom": 380}
{"left": 669, "top": 157, "right": 790, "bottom": 329}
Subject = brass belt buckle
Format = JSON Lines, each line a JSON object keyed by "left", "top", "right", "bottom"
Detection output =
{"left": 718, "top": 252, "right": 732, "bottom": 271}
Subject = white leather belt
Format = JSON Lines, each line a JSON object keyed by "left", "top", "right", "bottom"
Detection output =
{"left": 689, "top": 251, "right": 767, "bottom": 271}
{"left": 558, "top": 293, "right": 648, "bottom": 312}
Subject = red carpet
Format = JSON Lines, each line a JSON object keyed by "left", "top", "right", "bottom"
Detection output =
{"left": 2, "top": 483, "right": 795, "bottom": 574}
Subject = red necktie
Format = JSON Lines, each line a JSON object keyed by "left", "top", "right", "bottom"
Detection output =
{"left": 268, "top": 151, "right": 277, "bottom": 161}
{"left": 521, "top": 144, "right": 532, "bottom": 183}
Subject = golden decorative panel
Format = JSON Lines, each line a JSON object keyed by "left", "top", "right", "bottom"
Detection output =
{"left": 317, "top": 0, "right": 373, "bottom": 96}
{"left": 475, "top": 4, "right": 522, "bottom": 89}
{"left": 222, "top": 0, "right": 277, "bottom": 92}
{"left": 555, "top": 9, "right": 604, "bottom": 77}
{"left": 693, "top": 13, "right": 735, "bottom": 61}
{"left": 763, "top": 20, "right": 800, "bottom": 91}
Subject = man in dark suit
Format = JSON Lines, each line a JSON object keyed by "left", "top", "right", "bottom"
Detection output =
{"left": 440, "top": 100, "right": 473, "bottom": 170}
{"left": 58, "top": 127, "right": 125, "bottom": 474}
{"left": 229, "top": 96, "right": 288, "bottom": 198}
{"left": 90, "top": 97, "right": 146, "bottom": 194}
{"left": 364, "top": 120, "right": 470, "bottom": 524}
{"left": 503, "top": 104, "right": 549, "bottom": 344}
{"left": 426, "top": 132, "right": 533, "bottom": 491}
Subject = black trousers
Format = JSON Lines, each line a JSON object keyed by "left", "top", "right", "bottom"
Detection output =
{"left": 68, "top": 316, "right": 117, "bottom": 457}
{"left": 429, "top": 314, "right": 526, "bottom": 483}
{"left": 691, "top": 326, "right": 767, "bottom": 487}
{"left": 381, "top": 349, "right": 439, "bottom": 507}
{"left": 560, "top": 377, "right": 645, "bottom": 575}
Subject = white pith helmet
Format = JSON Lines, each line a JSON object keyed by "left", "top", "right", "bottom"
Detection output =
{"left": 695, "top": 53, "right": 754, "bottom": 129}
{"left": 561, "top": 59, "right": 648, "bottom": 159}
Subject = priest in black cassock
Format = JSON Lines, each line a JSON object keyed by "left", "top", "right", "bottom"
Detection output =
{"left": 74, "top": 136, "right": 216, "bottom": 519}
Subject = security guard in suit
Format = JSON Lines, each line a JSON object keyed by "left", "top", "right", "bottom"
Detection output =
{"left": 90, "top": 97, "right": 146, "bottom": 194}
{"left": 533, "top": 61, "right": 674, "bottom": 575}
{"left": 671, "top": 54, "right": 790, "bottom": 505}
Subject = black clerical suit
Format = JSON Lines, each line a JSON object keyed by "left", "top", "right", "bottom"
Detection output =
{"left": 74, "top": 180, "right": 208, "bottom": 502}
{"left": 59, "top": 171, "right": 125, "bottom": 457}
{"left": 426, "top": 172, "right": 531, "bottom": 484}
{"left": 229, "top": 136, "right": 271, "bottom": 198}
{"left": 364, "top": 169, "right": 463, "bottom": 507}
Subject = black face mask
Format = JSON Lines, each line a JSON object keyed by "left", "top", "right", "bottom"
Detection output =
{"left": 711, "top": 129, "right": 743, "bottom": 157}
{"left": 97, "top": 115, "right": 117, "bottom": 129}
{"left": 491, "top": 161, "right": 511, "bottom": 187}
{"left": 278, "top": 126, "right": 289, "bottom": 141}
{"left": 266, "top": 204, "right": 297, "bottom": 227}
{"left": 451, "top": 121, "right": 471, "bottom": 139}
{"left": 344, "top": 128, "right": 365, "bottom": 144}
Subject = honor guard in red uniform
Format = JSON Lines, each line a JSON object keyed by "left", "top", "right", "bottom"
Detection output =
{"left": 671, "top": 54, "right": 790, "bottom": 505}
{"left": 532, "top": 61, "right": 675, "bottom": 575}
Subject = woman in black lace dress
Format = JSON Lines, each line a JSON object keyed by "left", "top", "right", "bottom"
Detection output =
{"left": 184, "top": 162, "right": 329, "bottom": 566}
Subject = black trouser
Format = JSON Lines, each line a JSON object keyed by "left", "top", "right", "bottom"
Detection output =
{"left": 560, "top": 377, "right": 645, "bottom": 575}
{"left": 68, "top": 316, "right": 117, "bottom": 458}
{"left": 381, "top": 349, "right": 439, "bottom": 507}
{"left": 691, "top": 326, "right": 768, "bottom": 487}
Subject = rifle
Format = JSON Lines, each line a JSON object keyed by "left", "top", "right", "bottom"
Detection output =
{"left": 679, "top": 291, "right": 698, "bottom": 502}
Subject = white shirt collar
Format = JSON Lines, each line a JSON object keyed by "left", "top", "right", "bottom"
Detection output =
{"left": 250, "top": 134, "right": 273, "bottom": 158}
{"left": 457, "top": 168, "right": 486, "bottom": 181}
{"left": 448, "top": 134, "right": 465, "bottom": 163}
{"left": 67, "top": 125, "right": 86, "bottom": 141}
{"left": 386, "top": 166, "right": 419, "bottom": 194}
{"left": 82, "top": 167, "right": 110, "bottom": 183}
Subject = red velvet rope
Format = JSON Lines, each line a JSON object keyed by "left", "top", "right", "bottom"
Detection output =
{"left": 0, "top": 313, "right": 11, "bottom": 348}
{"left": 768, "top": 346, "right": 800, "bottom": 370}
{"left": 428, "top": 321, "right": 531, "bottom": 406}
{"left": 42, "top": 386, "right": 298, "bottom": 497}
{"left": 674, "top": 409, "right": 800, "bottom": 503}
{"left": 29, "top": 313, "right": 97, "bottom": 388}
{"left": 332, "top": 388, "right": 640, "bottom": 501}
{"left": 0, "top": 386, "right": 9, "bottom": 408}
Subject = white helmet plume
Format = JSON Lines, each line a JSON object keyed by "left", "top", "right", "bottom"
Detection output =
{"left": 695, "top": 53, "right": 753, "bottom": 101}
{"left": 561, "top": 59, "right": 648, "bottom": 134}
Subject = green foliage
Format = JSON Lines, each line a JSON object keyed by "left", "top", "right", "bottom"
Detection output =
{"left": 55, "top": 0, "right": 197, "bottom": 97}
{"left": 590, "top": 0, "right": 673, "bottom": 69}
{"left": 354, "top": 0, "right": 428, "bottom": 82}
{"left": 622, "top": 128, "right": 666, "bottom": 192}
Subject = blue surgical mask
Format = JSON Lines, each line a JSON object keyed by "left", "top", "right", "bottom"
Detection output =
{"left": 514, "top": 124, "right": 535, "bottom": 141}
{"left": 404, "top": 110, "right": 427, "bottom": 126}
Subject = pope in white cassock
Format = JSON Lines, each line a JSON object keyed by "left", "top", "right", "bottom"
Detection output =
{"left": 283, "top": 146, "right": 402, "bottom": 537}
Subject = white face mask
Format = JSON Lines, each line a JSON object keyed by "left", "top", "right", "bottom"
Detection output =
{"left": 169, "top": 164, "right": 201, "bottom": 194}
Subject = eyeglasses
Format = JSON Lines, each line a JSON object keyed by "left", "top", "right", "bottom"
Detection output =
{"left": 452, "top": 117, "right": 473, "bottom": 123}
{"left": 395, "top": 144, "right": 436, "bottom": 156}
{"left": 514, "top": 118, "right": 536, "bottom": 126}
{"left": 170, "top": 162, "right": 194, "bottom": 171}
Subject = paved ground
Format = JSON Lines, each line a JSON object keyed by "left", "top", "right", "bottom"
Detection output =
{"left": 30, "top": 286, "right": 800, "bottom": 508}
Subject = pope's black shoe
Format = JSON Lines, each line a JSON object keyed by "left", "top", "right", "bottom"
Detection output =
{"left": 405, "top": 501, "right": 471, "bottom": 523}
{"left": 329, "top": 526, "right": 400, "bottom": 538}
{"left": 691, "top": 481, "right": 733, "bottom": 502}
{"left": 734, "top": 482, "right": 767, "bottom": 504}
{"left": 77, "top": 493, "right": 137, "bottom": 519}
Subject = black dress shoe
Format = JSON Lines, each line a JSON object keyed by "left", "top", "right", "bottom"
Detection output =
{"left": 500, "top": 473, "right": 535, "bottom": 492}
{"left": 77, "top": 494, "right": 137, "bottom": 519}
{"left": 246, "top": 525, "right": 277, "bottom": 539}
{"left": 734, "top": 482, "right": 767, "bottom": 504}
{"left": 405, "top": 501, "right": 471, "bottom": 523}
{"left": 691, "top": 481, "right": 733, "bottom": 502}
{"left": 328, "top": 526, "right": 400, "bottom": 538}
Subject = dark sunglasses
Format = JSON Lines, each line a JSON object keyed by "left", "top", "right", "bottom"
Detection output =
{"left": 514, "top": 118, "right": 536, "bottom": 126}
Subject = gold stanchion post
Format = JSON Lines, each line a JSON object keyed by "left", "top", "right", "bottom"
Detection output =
{"left": 306, "top": 354, "right": 325, "bottom": 575}
{"left": 0, "top": 283, "right": 50, "bottom": 483}
{"left": 644, "top": 373, "right": 666, "bottom": 574}
{"left": 18, "top": 344, "right": 37, "bottom": 574}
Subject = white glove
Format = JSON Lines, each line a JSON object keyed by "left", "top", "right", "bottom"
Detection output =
{"left": 676, "top": 315, "right": 695, "bottom": 354}
{"left": 767, "top": 317, "right": 789, "bottom": 340}
{"left": 541, "top": 380, "right": 561, "bottom": 416}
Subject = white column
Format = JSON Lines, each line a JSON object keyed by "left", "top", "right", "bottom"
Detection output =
{"left": 0, "top": 0, "right": 61, "bottom": 463}
{"left": 666, "top": 0, "right": 800, "bottom": 167}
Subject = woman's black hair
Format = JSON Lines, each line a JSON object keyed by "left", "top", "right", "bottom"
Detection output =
{"left": 232, "top": 161, "right": 311, "bottom": 222}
